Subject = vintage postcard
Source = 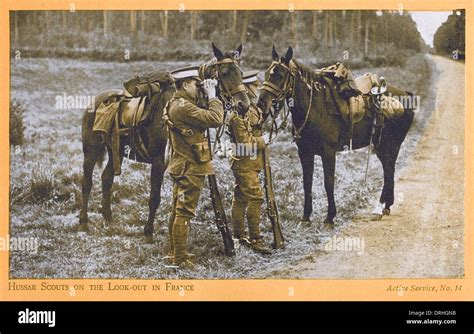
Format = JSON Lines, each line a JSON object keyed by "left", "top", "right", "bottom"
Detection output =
{"left": 0, "top": 0, "right": 471, "bottom": 302}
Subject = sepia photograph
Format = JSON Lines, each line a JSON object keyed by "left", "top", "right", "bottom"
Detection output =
{"left": 6, "top": 6, "right": 466, "bottom": 284}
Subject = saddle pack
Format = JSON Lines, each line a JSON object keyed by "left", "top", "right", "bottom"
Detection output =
{"left": 320, "top": 62, "right": 404, "bottom": 149}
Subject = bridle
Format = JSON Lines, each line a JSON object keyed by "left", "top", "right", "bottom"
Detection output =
{"left": 261, "top": 60, "right": 315, "bottom": 141}
{"left": 199, "top": 57, "right": 247, "bottom": 108}
{"left": 261, "top": 60, "right": 297, "bottom": 103}
{"left": 199, "top": 57, "right": 247, "bottom": 151}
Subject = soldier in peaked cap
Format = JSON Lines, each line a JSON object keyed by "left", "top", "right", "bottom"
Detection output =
{"left": 227, "top": 70, "right": 272, "bottom": 254}
{"left": 163, "top": 66, "right": 223, "bottom": 268}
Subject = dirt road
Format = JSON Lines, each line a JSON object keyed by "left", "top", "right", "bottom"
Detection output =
{"left": 278, "top": 55, "right": 465, "bottom": 279}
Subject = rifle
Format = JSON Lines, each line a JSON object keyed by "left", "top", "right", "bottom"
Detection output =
{"left": 262, "top": 144, "right": 284, "bottom": 249}
{"left": 206, "top": 129, "right": 235, "bottom": 257}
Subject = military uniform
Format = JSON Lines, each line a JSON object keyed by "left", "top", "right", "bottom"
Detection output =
{"left": 165, "top": 67, "right": 224, "bottom": 266}
{"left": 228, "top": 71, "right": 270, "bottom": 253}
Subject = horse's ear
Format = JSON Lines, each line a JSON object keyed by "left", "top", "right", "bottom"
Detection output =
{"left": 234, "top": 44, "right": 243, "bottom": 60}
{"left": 283, "top": 46, "right": 293, "bottom": 65}
{"left": 212, "top": 42, "right": 224, "bottom": 61}
{"left": 272, "top": 45, "right": 279, "bottom": 61}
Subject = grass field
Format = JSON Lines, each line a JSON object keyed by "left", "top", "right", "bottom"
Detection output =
{"left": 9, "top": 53, "right": 433, "bottom": 279}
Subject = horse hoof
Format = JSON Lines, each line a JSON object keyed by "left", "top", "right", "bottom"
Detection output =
{"left": 144, "top": 235, "right": 154, "bottom": 244}
{"left": 323, "top": 218, "right": 334, "bottom": 226}
{"left": 77, "top": 224, "right": 89, "bottom": 233}
{"left": 383, "top": 208, "right": 391, "bottom": 216}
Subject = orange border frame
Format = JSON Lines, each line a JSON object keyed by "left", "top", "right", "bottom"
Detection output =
{"left": 0, "top": 0, "right": 472, "bottom": 301}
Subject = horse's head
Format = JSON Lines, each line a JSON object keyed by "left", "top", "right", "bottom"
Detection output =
{"left": 257, "top": 45, "right": 294, "bottom": 117}
{"left": 202, "top": 43, "right": 250, "bottom": 114}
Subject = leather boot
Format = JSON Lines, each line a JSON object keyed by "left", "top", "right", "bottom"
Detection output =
{"left": 250, "top": 237, "right": 272, "bottom": 255}
{"left": 167, "top": 213, "right": 175, "bottom": 256}
{"left": 247, "top": 201, "right": 271, "bottom": 255}
{"left": 247, "top": 200, "right": 262, "bottom": 241}
{"left": 172, "top": 217, "right": 194, "bottom": 266}
{"left": 231, "top": 198, "right": 247, "bottom": 240}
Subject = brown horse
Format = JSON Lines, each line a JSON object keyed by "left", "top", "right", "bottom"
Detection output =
{"left": 79, "top": 44, "right": 250, "bottom": 242}
{"left": 257, "top": 46, "right": 414, "bottom": 226}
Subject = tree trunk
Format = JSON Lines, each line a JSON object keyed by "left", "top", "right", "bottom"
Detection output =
{"left": 103, "top": 11, "right": 108, "bottom": 37}
{"left": 140, "top": 10, "right": 145, "bottom": 34}
{"left": 161, "top": 10, "right": 168, "bottom": 38}
{"left": 232, "top": 11, "right": 237, "bottom": 35}
{"left": 350, "top": 11, "right": 356, "bottom": 45}
{"left": 130, "top": 10, "right": 137, "bottom": 35}
{"left": 357, "top": 11, "right": 362, "bottom": 48}
{"left": 312, "top": 11, "right": 318, "bottom": 37}
{"left": 364, "top": 17, "right": 370, "bottom": 54}
{"left": 291, "top": 11, "right": 297, "bottom": 47}
{"left": 190, "top": 11, "right": 197, "bottom": 40}
{"left": 240, "top": 11, "right": 249, "bottom": 44}
{"left": 324, "top": 11, "right": 329, "bottom": 45}
{"left": 328, "top": 12, "right": 334, "bottom": 48}
{"left": 13, "top": 12, "right": 19, "bottom": 48}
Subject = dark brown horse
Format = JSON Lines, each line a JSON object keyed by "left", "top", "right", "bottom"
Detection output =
{"left": 79, "top": 44, "right": 250, "bottom": 242}
{"left": 257, "top": 46, "right": 414, "bottom": 226}
{"left": 79, "top": 71, "right": 175, "bottom": 241}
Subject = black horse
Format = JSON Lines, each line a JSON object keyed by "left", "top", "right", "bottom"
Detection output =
{"left": 79, "top": 44, "right": 249, "bottom": 242}
{"left": 257, "top": 46, "right": 414, "bottom": 226}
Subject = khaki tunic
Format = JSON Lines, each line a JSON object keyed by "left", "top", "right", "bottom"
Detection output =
{"left": 227, "top": 105, "right": 265, "bottom": 171}
{"left": 166, "top": 92, "right": 224, "bottom": 176}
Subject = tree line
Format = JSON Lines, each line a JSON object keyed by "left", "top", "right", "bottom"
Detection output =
{"left": 433, "top": 10, "right": 465, "bottom": 56}
{"left": 11, "top": 10, "right": 423, "bottom": 53}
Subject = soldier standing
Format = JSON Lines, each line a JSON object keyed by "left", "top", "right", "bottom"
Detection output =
{"left": 164, "top": 66, "right": 223, "bottom": 268}
{"left": 228, "top": 70, "right": 272, "bottom": 254}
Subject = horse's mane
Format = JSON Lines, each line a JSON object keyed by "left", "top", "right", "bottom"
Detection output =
{"left": 291, "top": 59, "right": 323, "bottom": 84}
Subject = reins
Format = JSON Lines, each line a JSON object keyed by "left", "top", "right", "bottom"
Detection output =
{"left": 261, "top": 60, "right": 316, "bottom": 142}
{"left": 199, "top": 57, "right": 247, "bottom": 152}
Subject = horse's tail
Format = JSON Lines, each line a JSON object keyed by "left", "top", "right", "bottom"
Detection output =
{"left": 81, "top": 99, "right": 107, "bottom": 169}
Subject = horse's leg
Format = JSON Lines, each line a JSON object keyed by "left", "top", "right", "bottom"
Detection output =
{"left": 298, "top": 150, "right": 315, "bottom": 223}
{"left": 144, "top": 155, "right": 166, "bottom": 244}
{"left": 101, "top": 148, "right": 121, "bottom": 223}
{"left": 79, "top": 145, "right": 103, "bottom": 232}
{"left": 321, "top": 147, "right": 337, "bottom": 225}
{"left": 377, "top": 142, "right": 401, "bottom": 216}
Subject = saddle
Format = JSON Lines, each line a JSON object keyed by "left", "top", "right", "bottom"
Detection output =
{"left": 120, "top": 96, "right": 148, "bottom": 128}
{"left": 92, "top": 89, "right": 158, "bottom": 175}
{"left": 320, "top": 64, "right": 399, "bottom": 150}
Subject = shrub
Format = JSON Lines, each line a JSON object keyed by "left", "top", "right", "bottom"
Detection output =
{"left": 27, "top": 165, "right": 57, "bottom": 203}
{"left": 10, "top": 101, "right": 25, "bottom": 146}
